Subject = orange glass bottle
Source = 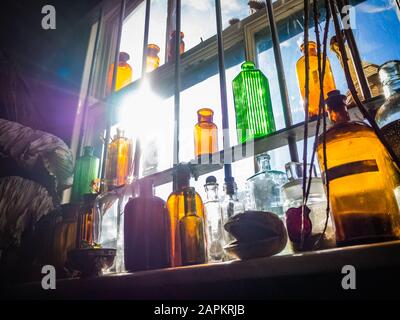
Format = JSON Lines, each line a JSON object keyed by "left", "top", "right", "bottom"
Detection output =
{"left": 166, "top": 165, "right": 205, "bottom": 267}
{"left": 146, "top": 44, "right": 160, "bottom": 72}
{"left": 296, "top": 41, "right": 336, "bottom": 118}
{"left": 168, "top": 31, "right": 185, "bottom": 62}
{"left": 194, "top": 108, "right": 218, "bottom": 157}
{"left": 317, "top": 90, "right": 400, "bottom": 246}
{"left": 76, "top": 193, "right": 98, "bottom": 248}
{"left": 105, "top": 128, "right": 133, "bottom": 189}
{"left": 108, "top": 52, "right": 132, "bottom": 92}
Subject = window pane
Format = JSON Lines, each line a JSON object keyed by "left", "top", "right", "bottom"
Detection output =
{"left": 148, "top": 0, "right": 168, "bottom": 68}
{"left": 120, "top": 2, "right": 146, "bottom": 81}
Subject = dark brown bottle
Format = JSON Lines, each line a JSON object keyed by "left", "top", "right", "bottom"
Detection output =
{"left": 180, "top": 187, "right": 207, "bottom": 266}
{"left": 76, "top": 193, "right": 98, "bottom": 248}
{"left": 124, "top": 179, "right": 171, "bottom": 272}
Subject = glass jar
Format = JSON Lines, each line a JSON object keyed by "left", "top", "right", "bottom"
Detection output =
{"left": 282, "top": 162, "right": 335, "bottom": 252}
{"left": 194, "top": 108, "right": 218, "bottom": 157}
{"left": 296, "top": 41, "right": 336, "bottom": 118}
{"left": 375, "top": 60, "right": 400, "bottom": 161}
{"left": 317, "top": 90, "right": 400, "bottom": 246}
{"left": 232, "top": 61, "right": 276, "bottom": 143}
{"left": 246, "top": 152, "right": 287, "bottom": 216}
{"left": 107, "top": 51, "right": 132, "bottom": 92}
{"left": 146, "top": 44, "right": 160, "bottom": 72}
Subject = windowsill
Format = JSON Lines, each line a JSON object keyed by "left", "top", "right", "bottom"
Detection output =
{"left": 9, "top": 239, "right": 400, "bottom": 299}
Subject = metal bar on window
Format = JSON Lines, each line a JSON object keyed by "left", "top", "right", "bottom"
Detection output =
{"left": 100, "top": 0, "right": 126, "bottom": 182}
{"left": 141, "top": 0, "right": 151, "bottom": 77}
{"left": 173, "top": 0, "right": 181, "bottom": 166}
{"left": 77, "top": 6, "right": 104, "bottom": 159}
{"left": 265, "top": 0, "right": 299, "bottom": 162}
{"left": 215, "top": 0, "right": 233, "bottom": 182}
{"left": 336, "top": 0, "right": 371, "bottom": 100}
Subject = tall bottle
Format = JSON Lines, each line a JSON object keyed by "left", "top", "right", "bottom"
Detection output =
{"left": 71, "top": 146, "right": 99, "bottom": 203}
{"left": 296, "top": 41, "right": 336, "bottom": 118}
{"left": 146, "top": 44, "right": 160, "bottom": 72}
{"left": 232, "top": 61, "right": 276, "bottom": 143}
{"left": 180, "top": 187, "right": 207, "bottom": 266}
{"left": 246, "top": 152, "right": 287, "bottom": 216}
{"left": 108, "top": 52, "right": 133, "bottom": 92}
{"left": 194, "top": 108, "right": 218, "bottom": 157}
{"left": 375, "top": 60, "right": 400, "bottom": 161}
{"left": 105, "top": 128, "right": 133, "bottom": 190}
{"left": 317, "top": 90, "right": 400, "bottom": 246}
{"left": 166, "top": 165, "right": 205, "bottom": 267}
{"left": 203, "top": 176, "right": 224, "bottom": 262}
{"left": 76, "top": 193, "right": 98, "bottom": 248}
{"left": 221, "top": 177, "right": 245, "bottom": 247}
{"left": 124, "top": 179, "right": 171, "bottom": 272}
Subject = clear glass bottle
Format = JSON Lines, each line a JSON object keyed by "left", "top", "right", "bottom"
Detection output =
{"left": 375, "top": 60, "right": 400, "bottom": 161}
{"left": 246, "top": 152, "right": 287, "bottom": 216}
{"left": 317, "top": 90, "right": 400, "bottom": 246}
{"left": 146, "top": 44, "right": 160, "bottom": 72}
{"left": 296, "top": 41, "right": 336, "bottom": 118}
{"left": 166, "top": 165, "right": 205, "bottom": 267}
{"left": 76, "top": 193, "right": 98, "bottom": 248}
{"left": 124, "top": 179, "right": 171, "bottom": 272}
{"left": 168, "top": 31, "right": 185, "bottom": 63}
{"left": 71, "top": 146, "right": 99, "bottom": 203}
{"left": 203, "top": 176, "right": 224, "bottom": 262}
{"left": 221, "top": 177, "right": 245, "bottom": 247}
{"left": 180, "top": 187, "right": 207, "bottom": 266}
{"left": 232, "top": 61, "right": 276, "bottom": 143}
{"left": 108, "top": 52, "right": 133, "bottom": 92}
{"left": 194, "top": 108, "right": 218, "bottom": 157}
{"left": 105, "top": 128, "right": 133, "bottom": 190}
{"left": 282, "top": 162, "right": 335, "bottom": 252}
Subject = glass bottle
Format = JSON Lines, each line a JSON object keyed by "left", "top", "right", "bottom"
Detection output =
{"left": 194, "top": 108, "right": 218, "bottom": 157}
{"left": 296, "top": 41, "right": 336, "bottom": 118}
{"left": 180, "top": 187, "right": 207, "bottom": 266}
{"left": 317, "top": 90, "right": 400, "bottom": 246}
{"left": 146, "top": 44, "right": 160, "bottom": 72}
{"left": 166, "top": 165, "right": 205, "bottom": 267}
{"left": 203, "top": 176, "right": 224, "bottom": 262}
{"left": 71, "top": 146, "right": 99, "bottom": 203}
{"left": 105, "top": 128, "right": 133, "bottom": 190}
{"left": 124, "top": 179, "right": 171, "bottom": 272}
{"left": 281, "top": 162, "right": 335, "bottom": 252}
{"left": 168, "top": 31, "right": 185, "bottom": 63}
{"left": 76, "top": 193, "right": 98, "bottom": 248}
{"left": 375, "top": 60, "right": 400, "bottom": 161}
{"left": 246, "top": 152, "right": 287, "bottom": 216}
{"left": 221, "top": 177, "right": 245, "bottom": 247}
{"left": 232, "top": 61, "right": 276, "bottom": 143}
{"left": 108, "top": 52, "right": 133, "bottom": 92}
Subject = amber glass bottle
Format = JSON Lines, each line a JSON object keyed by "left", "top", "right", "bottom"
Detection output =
{"left": 180, "top": 187, "right": 207, "bottom": 266}
{"left": 105, "top": 128, "right": 133, "bottom": 189}
{"left": 194, "top": 108, "right": 218, "bottom": 157}
{"left": 76, "top": 193, "right": 98, "bottom": 248}
{"left": 167, "top": 165, "right": 205, "bottom": 267}
{"left": 146, "top": 44, "right": 160, "bottom": 72}
{"left": 108, "top": 52, "right": 132, "bottom": 92}
{"left": 296, "top": 41, "right": 336, "bottom": 118}
{"left": 168, "top": 31, "right": 185, "bottom": 62}
{"left": 317, "top": 90, "right": 400, "bottom": 246}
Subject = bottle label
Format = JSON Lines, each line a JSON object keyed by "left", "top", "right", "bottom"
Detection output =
{"left": 323, "top": 159, "right": 379, "bottom": 183}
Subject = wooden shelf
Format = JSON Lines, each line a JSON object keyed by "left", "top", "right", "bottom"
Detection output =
{"left": 8, "top": 240, "right": 400, "bottom": 299}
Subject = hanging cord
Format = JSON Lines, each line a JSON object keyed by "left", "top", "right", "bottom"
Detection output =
{"left": 329, "top": 0, "right": 400, "bottom": 170}
{"left": 301, "top": 0, "right": 311, "bottom": 249}
{"left": 309, "top": 0, "right": 331, "bottom": 248}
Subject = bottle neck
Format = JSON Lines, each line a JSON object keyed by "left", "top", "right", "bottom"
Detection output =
{"left": 184, "top": 194, "right": 197, "bottom": 216}
{"left": 383, "top": 81, "right": 400, "bottom": 98}
{"left": 328, "top": 106, "right": 351, "bottom": 125}
{"left": 257, "top": 156, "right": 271, "bottom": 172}
{"left": 205, "top": 183, "right": 219, "bottom": 201}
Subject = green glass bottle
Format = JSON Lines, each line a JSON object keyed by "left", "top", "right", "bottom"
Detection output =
{"left": 232, "top": 61, "right": 276, "bottom": 143}
{"left": 71, "top": 146, "right": 99, "bottom": 203}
